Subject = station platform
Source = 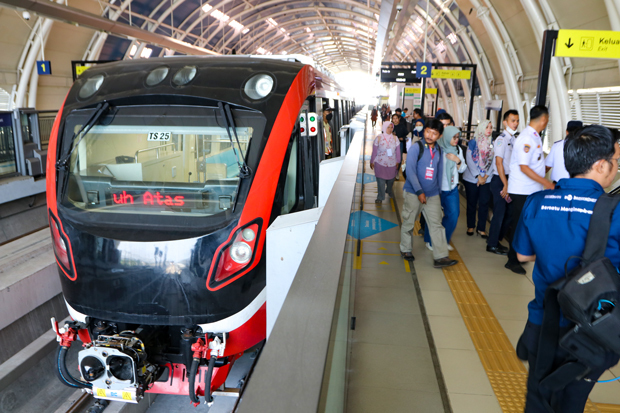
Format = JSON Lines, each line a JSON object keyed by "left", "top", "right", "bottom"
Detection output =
{"left": 346, "top": 121, "right": 620, "bottom": 413}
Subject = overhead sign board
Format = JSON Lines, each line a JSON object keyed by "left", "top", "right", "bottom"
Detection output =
{"left": 404, "top": 87, "right": 438, "bottom": 95}
{"left": 431, "top": 69, "right": 471, "bottom": 79}
{"left": 380, "top": 62, "right": 421, "bottom": 83}
{"left": 555, "top": 29, "right": 620, "bottom": 59}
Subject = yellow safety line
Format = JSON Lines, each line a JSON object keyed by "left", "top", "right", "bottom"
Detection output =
{"left": 360, "top": 252, "right": 401, "bottom": 256}
{"left": 596, "top": 404, "right": 620, "bottom": 413}
{"left": 404, "top": 259, "right": 411, "bottom": 273}
{"left": 390, "top": 198, "right": 396, "bottom": 212}
{"left": 442, "top": 248, "right": 605, "bottom": 413}
{"left": 353, "top": 241, "right": 362, "bottom": 270}
{"left": 360, "top": 240, "right": 399, "bottom": 244}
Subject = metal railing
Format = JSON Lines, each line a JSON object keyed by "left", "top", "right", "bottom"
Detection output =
{"left": 236, "top": 112, "right": 366, "bottom": 413}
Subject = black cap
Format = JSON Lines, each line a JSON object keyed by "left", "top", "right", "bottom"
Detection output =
{"left": 323, "top": 106, "right": 334, "bottom": 112}
{"left": 567, "top": 120, "right": 583, "bottom": 130}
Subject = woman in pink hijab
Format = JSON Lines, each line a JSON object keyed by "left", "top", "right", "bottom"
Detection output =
{"left": 370, "top": 121, "right": 401, "bottom": 203}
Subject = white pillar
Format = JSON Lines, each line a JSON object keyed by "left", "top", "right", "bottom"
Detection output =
{"left": 519, "top": 0, "right": 570, "bottom": 144}
{"left": 469, "top": 0, "right": 523, "bottom": 123}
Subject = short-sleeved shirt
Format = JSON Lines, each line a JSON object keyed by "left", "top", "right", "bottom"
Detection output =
{"left": 493, "top": 130, "right": 515, "bottom": 176}
{"left": 545, "top": 140, "right": 570, "bottom": 182}
{"left": 508, "top": 125, "right": 545, "bottom": 195}
{"left": 513, "top": 178, "right": 620, "bottom": 326}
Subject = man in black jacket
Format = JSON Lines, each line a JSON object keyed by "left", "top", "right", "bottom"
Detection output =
{"left": 392, "top": 114, "right": 409, "bottom": 180}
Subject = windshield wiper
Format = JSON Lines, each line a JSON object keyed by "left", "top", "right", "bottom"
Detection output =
{"left": 218, "top": 102, "right": 251, "bottom": 178}
{"left": 56, "top": 101, "right": 111, "bottom": 171}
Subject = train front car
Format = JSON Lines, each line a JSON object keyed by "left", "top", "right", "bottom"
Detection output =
{"left": 46, "top": 57, "right": 315, "bottom": 405}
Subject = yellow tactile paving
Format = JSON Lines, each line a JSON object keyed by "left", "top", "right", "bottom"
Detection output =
{"left": 442, "top": 247, "right": 605, "bottom": 412}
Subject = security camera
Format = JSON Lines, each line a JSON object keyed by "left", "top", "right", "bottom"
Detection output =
{"left": 396, "top": 3, "right": 403, "bottom": 11}
{"left": 22, "top": 11, "right": 31, "bottom": 20}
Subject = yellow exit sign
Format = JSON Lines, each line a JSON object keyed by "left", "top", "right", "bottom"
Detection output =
{"left": 431, "top": 69, "right": 471, "bottom": 80}
{"left": 404, "top": 87, "right": 438, "bottom": 95}
{"left": 556, "top": 30, "right": 620, "bottom": 59}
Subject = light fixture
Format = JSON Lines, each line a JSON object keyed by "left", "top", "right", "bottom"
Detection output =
{"left": 201, "top": 4, "right": 212, "bottom": 13}
{"left": 146, "top": 66, "right": 169, "bottom": 86}
{"left": 243, "top": 73, "right": 275, "bottom": 100}
{"left": 229, "top": 242, "right": 252, "bottom": 264}
{"left": 172, "top": 66, "right": 197, "bottom": 86}
{"left": 229, "top": 19, "right": 244, "bottom": 31}
{"left": 242, "top": 28, "right": 250, "bottom": 34}
{"left": 267, "top": 18, "right": 278, "bottom": 26}
{"left": 78, "top": 74, "right": 104, "bottom": 99}
{"left": 140, "top": 47, "right": 153, "bottom": 58}
{"left": 211, "top": 9, "right": 230, "bottom": 21}
{"left": 447, "top": 32, "right": 458, "bottom": 44}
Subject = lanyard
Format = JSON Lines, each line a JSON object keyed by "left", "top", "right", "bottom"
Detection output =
{"left": 429, "top": 146, "right": 435, "bottom": 167}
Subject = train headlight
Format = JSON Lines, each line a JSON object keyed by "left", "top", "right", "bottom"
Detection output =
{"left": 172, "top": 65, "right": 197, "bottom": 86}
{"left": 242, "top": 228, "right": 255, "bottom": 242}
{"left": 146, "top": 66, "right": 169, "bottom": 86}
{"left": 229, "top": 242, "right": 252, "bottom": 264}
{"left": 244, "top": 74, "right": 274, "bottom": 100}
{"left": 78, "top": 74, "right": 104, "bottom": 99}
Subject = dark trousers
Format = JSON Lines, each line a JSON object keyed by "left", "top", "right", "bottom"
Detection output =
{"left": 506, "top": 193, "right": 529, "bottom": 265}
{"left": 463, "top": 180, "right": 491, "bottom": 232}
{"left": 487, "top": 175, "right": 512, "bottom": 248}
{"left": 520, "top": 321, "right": 619, "bottom": 412}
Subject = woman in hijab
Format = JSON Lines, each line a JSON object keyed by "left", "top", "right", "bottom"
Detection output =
{"left": 370, "top": 121, "right": 401, "bottom": 204}
{"left": 462, "top": 120, "right": 494, "bottom": 237}
{"left": 424, "top": 126, "right": 467, "bottom": 251}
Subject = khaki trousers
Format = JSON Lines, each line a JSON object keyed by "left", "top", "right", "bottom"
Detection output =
{"left": 400, "top": 191, "right": 449, "bottom": 260}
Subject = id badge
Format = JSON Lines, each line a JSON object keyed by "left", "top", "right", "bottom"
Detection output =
{"left": 425, "top": 167, "right": 434, "bottom": 180}
{"left": 386, "top": 148, "right": 393, "bottom": 156}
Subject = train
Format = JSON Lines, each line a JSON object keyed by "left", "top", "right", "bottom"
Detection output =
{"left": 45, "top": 55, "right": 356, "bottom": 405}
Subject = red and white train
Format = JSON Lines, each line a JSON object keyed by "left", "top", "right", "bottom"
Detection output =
{"left": 46, "top": 56, "right": 355, "bottom": 404}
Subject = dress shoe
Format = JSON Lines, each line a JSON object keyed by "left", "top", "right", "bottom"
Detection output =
{"left": 466, "top": 229, "right": 474, "bottom": 236}
{"left": 434, "top": 257, "right": 458, "bottom": 268}
{"left": 505, "top": 262, "right": 526, "bottom": 275}
{"left": 476, "top": 230, "right": 488, "bottom": 239}
{"left": 486, "top": 245, "right": 508, "bottom": 255}
{"left": 401, "top": 251, "right": 415, "bottom": 261}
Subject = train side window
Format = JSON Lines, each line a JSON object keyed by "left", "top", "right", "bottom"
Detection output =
{"left": 281, "top": 134, "right": 299, "bottom": 214}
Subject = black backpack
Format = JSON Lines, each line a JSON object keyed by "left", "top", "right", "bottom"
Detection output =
{"left": 523, "top": 193, "right": 620, "bottom": 400}
{"left": 415, "top": 140, "right": 443, "bottom": 162}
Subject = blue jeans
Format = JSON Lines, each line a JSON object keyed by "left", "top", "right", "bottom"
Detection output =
{"left": 424, "top": 187, "right": 460, "bottom": 245}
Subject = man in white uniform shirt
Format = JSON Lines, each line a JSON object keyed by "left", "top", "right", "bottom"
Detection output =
{"left": 545, "top": 120, "right": 583, "bottom": 183}
{"left": 505, "top": 106, "right": 554, "bottom": 274}
{"left": 487, "top": 110, "right": 519, "bottom": 255}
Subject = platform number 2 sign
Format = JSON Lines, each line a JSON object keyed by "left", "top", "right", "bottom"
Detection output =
{"left": 416, "top": 62, "right": 432, "bottom": 79}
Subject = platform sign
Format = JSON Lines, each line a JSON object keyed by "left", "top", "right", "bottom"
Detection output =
{"left": 348, "top": 210, "right": 398, "bottom": 239}
{"left": 36, "top": 60, "right": 52, "bottom": 75}
{"left": 556, "top": 29, "right": 620, "bottom": 59}
{"left": 431, "top": 69, "right": 471, "bottom": 79}
{"left": 416, "top": 62, "right": 432, "bottom": 78}
{"left": 404, "top": 87, "right": 438, "bottom": 95}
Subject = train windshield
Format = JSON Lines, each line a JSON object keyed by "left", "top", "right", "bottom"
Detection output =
{"left": 60, "top": 105, "right": 264, "bottom": 217}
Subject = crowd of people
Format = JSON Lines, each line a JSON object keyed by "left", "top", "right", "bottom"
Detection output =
{"left": 369, "top": 102, "right": 620, "bottom": 411}
{"left": 369, "top": 104, "right": 598, "bottom": 273}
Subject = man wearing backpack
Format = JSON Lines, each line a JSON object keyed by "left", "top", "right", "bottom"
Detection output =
{"left": 513, "top": 125, "right": 620, "bottom": 412}
{"left": 400, "top": 118, "right": 458, "bottom": 268}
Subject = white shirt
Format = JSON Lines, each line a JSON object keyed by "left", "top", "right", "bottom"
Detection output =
{"left": 545, "top": 140, "right": 570, "bottom": 182}
{"left": 508, "top": 125, "right": 546, "bottom": 195}
{"left": 441, "top": 147, "right": 467, "bottom": 191}
{"left": 493, "top": 129, "right": 515, "bottom": 176}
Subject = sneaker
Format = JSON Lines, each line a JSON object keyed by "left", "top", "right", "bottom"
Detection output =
{"left": 401, "top": 251, "right": 415, "bottom": 261}
{"left": 447, "top": 244, "right": 454, "bottom": 251}
{"left": 434, "top": 257, "right": 458, "bottom": 268}
{"left": 375, "top": 199, "right": 382, "bottom": 204}
{"left": 426, "top": 242, "right": 433, "bottom": 251}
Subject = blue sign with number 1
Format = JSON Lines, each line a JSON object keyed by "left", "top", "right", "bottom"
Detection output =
{"left": 37, "top": 60, "right": 52, "bottom": 75}
{"left": 416, "top": 62, "right": 431, "bottom": 78}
